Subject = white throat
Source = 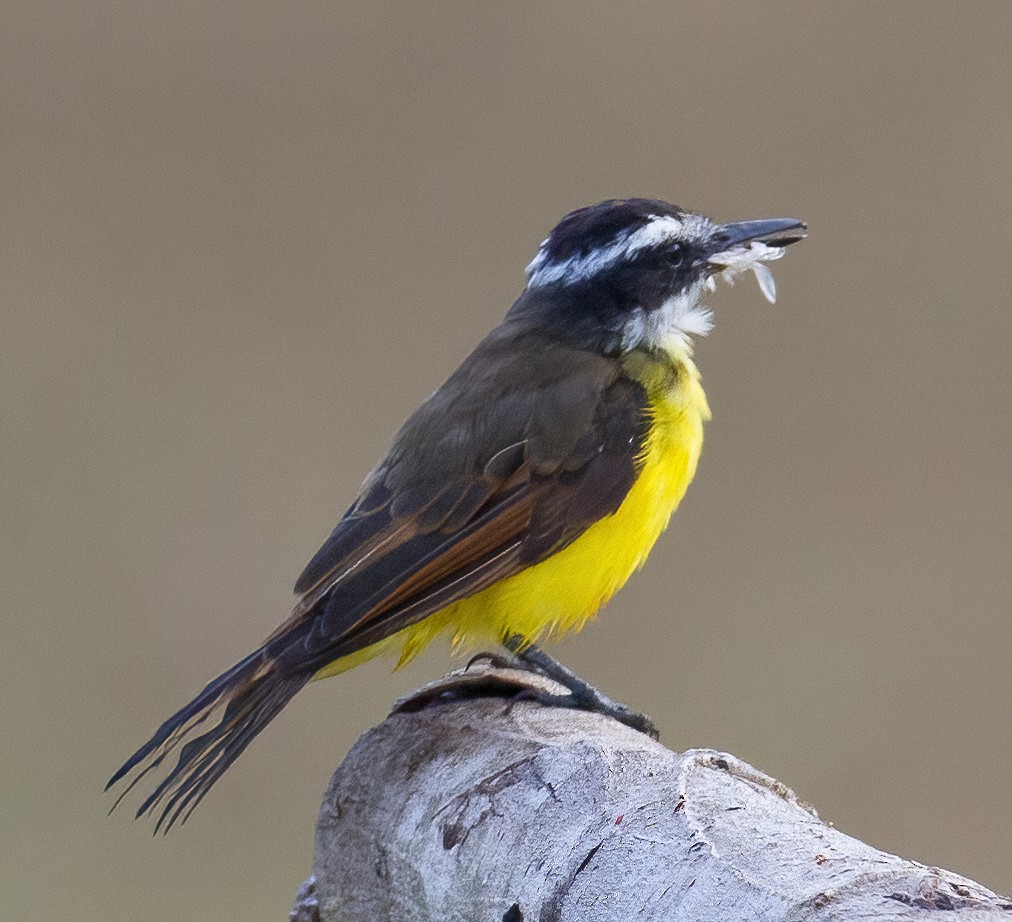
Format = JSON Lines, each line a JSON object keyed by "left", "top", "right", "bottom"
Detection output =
{"left": 620, "top": 281, "right": 713, "bottom": 356}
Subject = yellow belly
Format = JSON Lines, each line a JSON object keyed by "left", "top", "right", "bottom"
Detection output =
{"left": 315, "top": 355, "right": 710, "bottom": 677}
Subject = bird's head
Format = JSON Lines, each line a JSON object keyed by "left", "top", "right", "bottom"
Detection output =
{"left": 516, "top": 198, "right": 806, "bottom": 355}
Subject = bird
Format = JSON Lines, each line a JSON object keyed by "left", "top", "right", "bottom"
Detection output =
{"left": 108, "top": 198, "right": 806, "bottom": 831}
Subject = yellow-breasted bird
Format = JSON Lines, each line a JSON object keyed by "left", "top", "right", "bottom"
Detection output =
{"left": 109, "top": 198, "right": 806, "bottom": 830}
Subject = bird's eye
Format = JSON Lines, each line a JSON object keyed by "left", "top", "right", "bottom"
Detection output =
{"left": 665, "top": 247, "right": 685, "bottom": 268}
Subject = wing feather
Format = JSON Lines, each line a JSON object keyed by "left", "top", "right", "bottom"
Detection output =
{"left": 109, "top": 329, "right": 652, "bottom": 828}
{"left": 277, "top": 367, "right": 648, "bottom": 669}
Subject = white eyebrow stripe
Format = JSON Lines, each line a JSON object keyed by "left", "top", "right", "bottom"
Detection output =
{"left": 525, "top": 213, "right": 711, "bottom": 288}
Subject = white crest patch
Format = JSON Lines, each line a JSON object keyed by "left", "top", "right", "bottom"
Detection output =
{"left": 526, "top": 213, "right": 712, "bottom": 288}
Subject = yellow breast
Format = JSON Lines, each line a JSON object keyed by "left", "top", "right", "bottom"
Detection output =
{"left": 314, "top": 352, "right": 711, "bottom": 678}
{"left": 396, "top": 351, "right": 711, "bottom": 663}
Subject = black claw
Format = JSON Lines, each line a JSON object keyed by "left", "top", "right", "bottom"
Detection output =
{"left": 500, "top": 638, "right": 659, "bottom": 739}
{"left": 504, "top": 685, "right": 659, "bottom": 739}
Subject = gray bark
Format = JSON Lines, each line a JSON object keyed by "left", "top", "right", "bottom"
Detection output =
{"left": 291, "top": 663, "right": 1011, "bottom": 922}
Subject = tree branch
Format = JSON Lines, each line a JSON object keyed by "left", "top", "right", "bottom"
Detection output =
{"left": 291, "top": 663, "right": 1011, "bottom": 921}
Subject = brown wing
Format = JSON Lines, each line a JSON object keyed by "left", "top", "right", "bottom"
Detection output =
{"left": 108, "top": 324, "right": 650, "bottom": 830}
{"left": 274, "top": 327, "right": 649, "bottom": 673}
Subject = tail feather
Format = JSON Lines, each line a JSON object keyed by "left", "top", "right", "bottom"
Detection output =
{"left": 106, "top": 648, "right": 264, "bottom": 792}
{"left": 107, "top": 648, "right": 310, "bottom": 832}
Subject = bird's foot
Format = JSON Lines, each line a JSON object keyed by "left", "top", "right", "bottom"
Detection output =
{"left": 501, "top": 637, "right": 660, "bottom": 740}
{"left": 508, "top": 686, "right": 659, "bottom": 739}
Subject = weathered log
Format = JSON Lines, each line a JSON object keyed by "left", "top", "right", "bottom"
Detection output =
{"left": 291, "top": 663, "right": 1011, "bottom": 921}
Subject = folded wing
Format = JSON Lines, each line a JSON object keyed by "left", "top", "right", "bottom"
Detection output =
{"left": 108, "top": 331, "right": 648, "bottom": 829}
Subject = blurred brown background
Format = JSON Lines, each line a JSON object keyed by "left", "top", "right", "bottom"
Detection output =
{"left": 3, "top": 2, "right": 1011, "bottom": 918}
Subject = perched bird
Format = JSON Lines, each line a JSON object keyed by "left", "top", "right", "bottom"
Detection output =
{"left": 109, "top": 198, "right": 806, "bottom": 830}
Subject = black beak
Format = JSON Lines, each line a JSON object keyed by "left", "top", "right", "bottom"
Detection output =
{"left": 708, "top": 218, "right": 808, "bottom": 257}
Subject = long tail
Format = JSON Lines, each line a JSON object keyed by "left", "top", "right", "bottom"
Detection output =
{"left": 106, "top": 643, "right": 311, "bottom": 833}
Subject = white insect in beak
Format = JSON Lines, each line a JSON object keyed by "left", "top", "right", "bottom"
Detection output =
{"left": 707, "top": 241, "right": 787, "bottom": 304}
